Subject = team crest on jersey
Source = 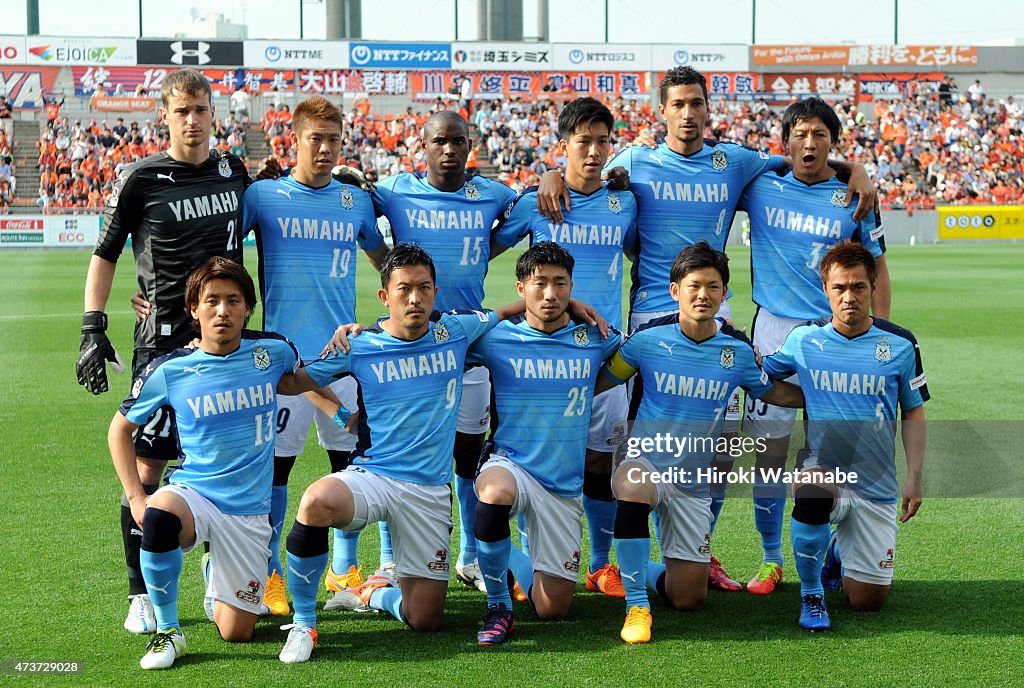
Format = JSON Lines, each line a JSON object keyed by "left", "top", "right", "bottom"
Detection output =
{"left": 464, "top": 181, "right": 480, "bottom": 200}
{"left": 253, "top": 346, "right": 271, "bottom": 370}
{"left": 831, "top": 188, "right": 847, "bottom": 207}
{"left": 711, "top": 149, "right": 728, "bottom": 171}
{"left": 573, "top": 325, "right": 590, "bottom": 347}
{"left": 434, "top": 322, "right": 450, "bottom": 343}
{"left": 607, "top": 192, "right": 622, "bottom": 214}
{"left": 874, "top": 339, "right": 892, "bottom": 364}
{"left": 218, "top": 158, "right": 232, "bottom": 178}
{"left": 340, "top": 187, "right": 354, "bottom": 210}
{"left": 720, "top": 346, "right": 735, "bottom": 369}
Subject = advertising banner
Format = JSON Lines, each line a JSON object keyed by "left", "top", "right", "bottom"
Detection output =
{"left": 243, "top": 40, "right": 348, "bottom": 69}
{"left": 650, "top": 45, "right": 749, "bottom": 72}
{"left": 0, "top": 36, "right": 27, "bottom": 65}
{"left": 90, "top": 95, "right": 157, "bottom": 112}
{"left": 858, "top": 72, "right": 944, "bottom": 100}
{"left": 136, "top": 40, "right": 244, "bottom": 67}
{"left": 552, "top": 43, "right": 650, "bottom": 71}
{"left": 938, "top": 206, "right": 1024, "bottom": 240}
{"left": 753, "top": 45, "right": 977, "bottom": 68}
{"left": 0, "top": 68, "right": 60, "bottom": 109}
{"left": 25, "top": 37, "right": 137, "bottom": 66}
{"left": 349, "top": 42, "right": 451, "bottom": 69}
{"left": 0, "top": 215, "right": 101, "bottom": 248}
{"left": 452, "top": 42, "right": 552, "bottom": 71}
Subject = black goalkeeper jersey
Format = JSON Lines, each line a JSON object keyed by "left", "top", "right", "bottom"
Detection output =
{"left": 95, "top": 150, "right": 250, "bottom": 350}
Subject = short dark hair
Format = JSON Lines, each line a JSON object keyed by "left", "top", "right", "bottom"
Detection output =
{"left": 380, "top": 243, "right": 436, "bottom": 289}
{"left": 184, "top": 257, "right": 257, "bottom": 330}
{"left": 424, "top": 110, "right": 469, "bottom": 138}
{"left": 781, "top": 96, "right": 842, "bottom": 144}
{"left": 557, "top": 97, "right": 614, "bottom": 141}
{"left": 515, "top": 241, "right": 575, "bottom": 281}
{"left": 659, "top": 66, "right": 708, "bottom": 105}
{"left": 160, "top": 69, "right": 212, "bottom": 108}
{"left": 669, "top": 241, "right": 729, "bottom": 285}
{"left": 818, "top": 240, "right": 877, "bottom": 286}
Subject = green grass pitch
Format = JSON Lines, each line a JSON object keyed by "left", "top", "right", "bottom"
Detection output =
{"left": 0, "top": 244, "right": 1021, "bottom": 686}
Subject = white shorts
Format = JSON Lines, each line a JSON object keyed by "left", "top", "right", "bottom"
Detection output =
{"left": 831, "top": 488, "right": 899, "bottom": 586}
{"left": 587, "top": 384, "right": 629, "bottom": 453}
{"left": 276, "top": 377, "right": 359, "bottom": 456}
{"left": 328, "top": 467, "right": 453, "bottom": 581}
{"left": 743, "top": 308, "right": 805, "bottom": 439}
{"left": 479, "top": 457, "right": 583, "bottom": 582}
{"left": 630, "top": 303, "right": 740, "bottom": 430}
{"left": 612, "top": 457, "right": 712, "bottom": 564}
{"left": 458, "top": 366, "right": 491, "bottom": 435}
{"left": 161, "top": 484, "right": 272, "bottom": 616}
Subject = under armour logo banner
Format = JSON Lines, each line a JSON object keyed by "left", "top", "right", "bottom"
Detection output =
{"left": 137, "top": 40, "right": 244, "bottom": 67}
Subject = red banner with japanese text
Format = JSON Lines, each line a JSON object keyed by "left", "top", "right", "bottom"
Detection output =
{"left": 71, "top": 66, "right": 295, "bottom": 96}
{"left": 760, "top": 73, "right": 859, "bottom": 102}
{"left": 656, "top": 72, "right": 759, "bottom": 98}
{"left": 753, "top": 45, "right": 977, "bottom": 68}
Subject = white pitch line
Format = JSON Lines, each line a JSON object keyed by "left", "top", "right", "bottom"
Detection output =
{"left": 0, "top": 310, "right": 135, "bottom": 321}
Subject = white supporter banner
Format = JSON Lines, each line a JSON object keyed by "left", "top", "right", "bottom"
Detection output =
{"left": 243, "top": 40, "right": 349, "bottom": 69}
{"left": 650, "top": 45, "right": 749, "bottom": 72}
{"left": 0, "top": 216, "right": 101, "bottom": 248}
{"left": 551, "top": 43, "right": 651, "bottom": 71}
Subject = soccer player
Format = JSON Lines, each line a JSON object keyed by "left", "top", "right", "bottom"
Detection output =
{"left": 80, "top": 69, "right": 251, "bottom": 634}
{"left": 491, "top": 97, "right": 637, "bottom": 599}
{"left": 538, "top": 66, "right": 876, "bottom": 591}
{"left": 368, "top": 111, "right": 518, "bottom": 592}
{"left": 468, "top": 242, "right": 621, "bottom": 644}
{"left": 240, "top": 94, "right": 389, "bottom": 615}
{"left": 277, "top": 244, "right": 546, "bottom": 663}
{"left": 761, "top": 241, "right": 926, "bottom": 631}
{"left": 596, "top": 242, "right": 803, "bottom": 643}
{"left": 109, "top": 257, "right": 334, "bottom": 668}
{"left": 738, "top": 97, "right": 890, "bottom": 595}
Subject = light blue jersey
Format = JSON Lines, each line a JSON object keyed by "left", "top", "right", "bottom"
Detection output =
{"left": 741, "top": 171, "right": 885, "bottom": 320}
{"left": 468, "top": 316, "right": 621, "bottom": 497}
{"left": 305, "top": 310, "right": 499, "bottom": 485}
{"left": 763, "top": 318, "right": 929, "bottom": 502}
{"left": 372, "top": 173, "right": 517, "bottom": 312}
{"left": 608, "top": 141, "right": 784, "bottom": 313}
{"left": 120, "top": 332, "right": 300, "bottom": 515}
{"left": 492, "top": 185, "right": 638, "bottom": 331}
{"left": 604, "top": 315, "right": 773, "bottom": 491}
{"left": 242, "top": 175, "right": 384, "bottom": 359}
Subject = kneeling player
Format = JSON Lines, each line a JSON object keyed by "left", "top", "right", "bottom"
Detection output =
{"left": 108, "top": 258, "right": 334, "bottom": 669}
{"left": 761, "top": 241, "right": 926, "bottom": 631}
{"left": 468, "top": 242, "right": 620, "bottom": 644}
{"left": 596, "top": 242, "right": 803, "bottom": 643}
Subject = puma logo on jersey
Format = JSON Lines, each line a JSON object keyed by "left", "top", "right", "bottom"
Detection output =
{"left": 771, "top": 179, "right": 785, "bottom": 192}
{"left": 276, "top": 188, "right": 293, "bottom": 200}
{"left": 157, "top": 172, "right": 175, "bottom": 183}
{"left": 810, "top": 338, "right": 827, "bottom": 352}
{"left": 183, "top": 364, "right": 205, "bottom": 377}
{"left": 658, "top": 341, "right": 677, "bottom": 356}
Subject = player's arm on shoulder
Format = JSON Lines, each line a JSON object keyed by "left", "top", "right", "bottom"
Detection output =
{"left": 537, "top": 171, "right": 569, "bottom": 223}
{"left": 872, "top": 254, "right": 891, "bottom": 319}
{"left": 827, "top": 159, "right": 877, "bottom": 221}
{"left": 759, "top": 379, "right": 803, "bottom": 408}
{"left": 596, "top": 349, "right": 634, "bottom": 395}
{"left": 899, "top": 404, "right": 926, "bottom": 522}
{"left": 364, "top": 244, "right": 388, "bottom": 271}
{"left": 490, "top": 193, "right": 532, "bottom": 258}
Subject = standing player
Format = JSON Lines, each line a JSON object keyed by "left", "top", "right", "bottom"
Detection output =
{"left": 276, "top": 245, "right": 530, "bottom": 663}
{"left": 738, "top": 97, "right": 890, "bottom": 595}
{"left": 761, "top": 241, "right": 926, "bottom": 630}
{"left": 469, "top": 243, "right": 621, "bottom": 645}
{"left": 109, "top": 257, "right": 335, "bottom": 668}
{"left": 79, "top": 69, "right": 251, "bottom": 634}
{"left": 595, "top": 242, "right": 803, "bottom": 643}
{"left": 491, "top": 97, "right": 637, "bottom": 598}
{"left": 240, "top": 94, "right": 388, "bottom": 615}
{"left": 538, "top": 67, "right": 876, "bottom": 590}
{"left": 369, "top": 111, "right": 518, "bottom": 591}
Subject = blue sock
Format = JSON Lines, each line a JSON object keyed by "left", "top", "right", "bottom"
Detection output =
{"left": 645, "top": 560, "right": 667, "bottom": 597}
{"left": 379, "top": 522, "right": 394, "bottom": 567}
{"left": 140, "top": 547, "right": 183, "bottom": 632}
{"left": 268, "top": 485, "right": 288, "bottom": 576}
{"left": 516, "top": 512, "right": 530, "bottom": 558}
{"left": 709, "top": 477, "right": 726, "bottom": 536}
{"left": 455, "top": 476, "right": 479, "bottom": 565}
{"left": 477, "top": 536, "right": 513, "bottom": 608}
{"left": 791, "top": 517, "right": 830, "bottom": 597}
{"left": 286, "top": 551, "right": 328, "bottom": 628}
{"left": 614, "top": 537, "right": 651, "bottom": 610}
{"left": 332, "top": 529, "right": 360, "bottom": 572}
{"left": 651, "top": 510, "right": 663, "bottom": 563}
{"left": 508, "top": 546, "right": 534, "bottom": 601}
{"left": 753, "top": 481, "right": 787, "bottom": 565}
{"left": 583, "top": 496, "right": 615, "bottom": 572}
{"left": 369, "top": 586, "right": 405, "bottom": 622}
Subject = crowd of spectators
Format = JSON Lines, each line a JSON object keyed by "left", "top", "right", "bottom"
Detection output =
{"left": 8, "top": 83, "right": 1022, "bottom": 214}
